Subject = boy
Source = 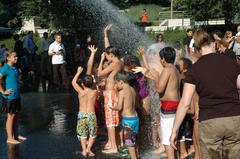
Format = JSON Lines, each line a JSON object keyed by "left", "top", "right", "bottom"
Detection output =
{"left": 101, "top": 24, "right": 123, "bottom": 153}
{"left": 71, "top": 67, "right": 97, "bottom": 157}
{"left": 98, "top": 47, "right": 122, "bottom": 153}
{"left": 133, "top": 47, "right": 180, "bottom": 159}
{"left": 111, "top": 71, "right": 139, "bottom": 159}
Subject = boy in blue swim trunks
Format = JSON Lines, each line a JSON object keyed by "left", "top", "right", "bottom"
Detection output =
{"left": 111, "top": 71, "right": 139, "bottom": 159}
{"left": 72, "top": 67, "right": 98, "bottom": 157}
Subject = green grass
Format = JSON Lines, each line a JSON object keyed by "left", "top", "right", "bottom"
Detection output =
{"left": 0, "top": 38, "right": 14, "bottom": 51}
{"left": 146, "top": 28, "right": 186, "bottom": 44}
{"left": 0, "top": 35, "right": 41, "bottom": 54}
{"left": 163, "top": 28, "right": 186, "bottom": 44}
{"left": 124, "top": 4, "right": 169, "bottom": 23}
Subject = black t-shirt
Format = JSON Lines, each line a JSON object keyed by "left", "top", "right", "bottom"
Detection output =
{"left": 223, "top": 49, "right": 236, "bottom": 61}
{"left": 183, "top": 36, "right": 192, "bottom": 46}
{"left": 14, "top": 40, "right": 24, "bottom": 57}
{"left": 185, "top": 53, "right": 240, "bottom": 121}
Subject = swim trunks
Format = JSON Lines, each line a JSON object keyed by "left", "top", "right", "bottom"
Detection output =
{"left": 160, "top": 100, "right": 179, "bottom": 114}
{"left": 122, "top": 116, "right": 139, "bottom": 147}
{"left": 104, "top": 90, "right": 120, "bottom": 127}
{"left": 77, "top": 112, "right": 97, "bottom": 139}
{"left": 160, "top": 100, "right": 179, "bottom": 146}
{"left": 160, "top": 112, "right": 175, "bottom": 146}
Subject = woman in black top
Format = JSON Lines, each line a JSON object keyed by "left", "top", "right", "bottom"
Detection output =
{"left": 170, "top": 30, "right": 240, "bottom": 159}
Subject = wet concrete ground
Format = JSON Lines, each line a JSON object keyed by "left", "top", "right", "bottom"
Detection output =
{"left": 0, "top": 92, "right": 167, "bottom": 159}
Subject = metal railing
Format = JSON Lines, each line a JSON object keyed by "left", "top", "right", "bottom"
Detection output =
{"left": 158, "top": 11, "right": 190, "bottom": 21}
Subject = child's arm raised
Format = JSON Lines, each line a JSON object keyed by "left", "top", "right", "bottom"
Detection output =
{"left": 72, "top": 67, "right": 84, "bottom": 95}
{"left": 137, "top": 46, "right": 149, "bottom": 69}
{"left": 86, "top": 45, "right": 98, "bottom": 75}
{"left": 97, "top": 53, "right": 114, "bottom": 77}
{"left": 104, "top": 24, "right": 112, "bottom": 48}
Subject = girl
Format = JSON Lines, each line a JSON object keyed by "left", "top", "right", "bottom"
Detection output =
{"left": 0, "top": 51, "right": 26, "bottom": 144}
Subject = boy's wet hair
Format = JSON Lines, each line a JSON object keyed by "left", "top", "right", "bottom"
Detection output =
{"left": 159, "top": 47, "right": 176, "bottom": 64}
{"left": 187, "top": 28, "right": 192, "bottom": 33}
{"left": 123, "top": 55, "right": 140, "bottom": 67}
{"left": 115, "top": 71, "right": 130, "bottom": 83}
{"left": 180, "top": 57, "right": 192, "bottom": 70}
{"left": 105, "top": 46, "right": 120, "bottom": 58}
{"left": 82, "top": 75, "right": 94, "bottom": 88}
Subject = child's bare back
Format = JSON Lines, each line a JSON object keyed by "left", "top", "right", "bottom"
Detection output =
{"left": 120, "top": 86, "right": 137, "bottom": 117}
{"left": 79, "top": 89, "right": 97, "bottom": 113}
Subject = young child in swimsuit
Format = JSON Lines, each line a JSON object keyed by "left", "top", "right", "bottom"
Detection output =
{"left": 72, "top": 67, "right": 98, "bottom": 157}
{"left": 111, "top": 71, "right": 139, "bottom": 159}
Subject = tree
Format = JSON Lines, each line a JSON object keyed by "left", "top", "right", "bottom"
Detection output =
{"left": 174, "top": 0, "right": 240, "bottom": 27}
{"left": 0, "top": 0, "right": 21, "bottom": 27}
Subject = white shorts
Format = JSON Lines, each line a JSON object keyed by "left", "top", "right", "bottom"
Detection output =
{"left": 160, "top": 112, "right": 175, "bottom": 146}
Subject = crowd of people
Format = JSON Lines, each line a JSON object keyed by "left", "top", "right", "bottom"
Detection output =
{"left": 1, "top": 23, "right": 240, "bottom": 159}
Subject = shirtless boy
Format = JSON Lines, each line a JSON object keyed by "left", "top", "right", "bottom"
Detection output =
{"left": 98, "top": 24, "right": 123, "bottom": 153}
{"left": 133, "top": 47, "right": 180, "bottom": 159}
{"left": 72, "top": 67, "right": 97, "bottom": 157}
{"left": 111, "top": 71, "right": 139, "bottom": 159}
{"left": 98, "top": 47, "right": 122, "bottom": 153}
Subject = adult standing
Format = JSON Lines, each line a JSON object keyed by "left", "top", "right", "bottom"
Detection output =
{"left": 140, "top": 9, "right": 148, "bottom": 23}
{"left": 183, "top": 29, "right": 193, "bottom": 57}
{"left": 155, "top": 33, "right": 165, "bottom": 46}
{"left": 40, "top": 32, "right": 52, "bottom": 92}
{"left": 170, "top": 30, "right": 240, "bottom": 159}
{"left": 48, "top": 33, "right": 68, "bottom": 91}
{"left": 22, "top": 31, "right": 37, "bottom": 68}
{"left": 13, "top": 34, "right": 24, "bottom": 69}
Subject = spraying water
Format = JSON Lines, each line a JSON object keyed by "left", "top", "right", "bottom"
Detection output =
{"left": 75, "top": 0, "right": 152, "bottom": 54}
{"left": 74, "top": 0, "right": 166, "bottom": 157}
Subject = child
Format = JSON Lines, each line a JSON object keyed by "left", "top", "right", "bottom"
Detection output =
{"left": 0, "top": 51, "right": 27, "bottom": 144}
{"left": 71, "top": 67, "right": 98, "bottom": 157}
{"left": 111, "top": 71, "right": 139, "bottom": 159}
{"left": 176, "top": 57, "right": 195, "bottom": 158}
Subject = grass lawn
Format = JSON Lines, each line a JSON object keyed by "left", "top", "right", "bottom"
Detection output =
{"left": 124, "top": 4, "right": 169, "bottom": 23}
{"left": 146, "top": 28, "right": 186, "bottom": 45}
{"left": 0, "top": 38, "right": 14, "bottom": 51}
{"left": 0, "top": 35, "right": 41, "bottom": 53}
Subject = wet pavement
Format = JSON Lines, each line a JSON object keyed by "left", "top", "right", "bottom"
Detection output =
{"left": 0, "top": 92, "right": 167, "bottom": 159}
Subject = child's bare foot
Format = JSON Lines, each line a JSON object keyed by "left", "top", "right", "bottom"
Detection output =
{"left": 102, "top": 142, "right": 111, "bottom": 150}
{"left": 81, "top": 151, "right": 87, "bottom": 157}
{"left": 120, "top": 142, "right": 124, "bottom": 147}
{"left": 102, "top": 148, "right": 118, "bottom": 154}
{"left": 187, "top": 146, "right": 195, "bottom": 156}
{"left": 7, "top": 139, "right": 21, "bottom": 145}
{"left": 18, "top": 136, "right": 27, "bottom": 141}
{"left": 151, "top": 146, "right": 165, "bottom": 154}
{"left": 180, "top": 152, "right": 188, "bottom": 159}
{"left": 87, "top": 151, "right": 95, "bottom": 157}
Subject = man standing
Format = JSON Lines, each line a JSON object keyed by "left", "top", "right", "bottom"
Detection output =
{"left": 48, "top": 33, "right": 68, "bottom": 91}
{"left": 13, "top": 34, "right": 24, "bottom": 69}
{"left": 23, "top": 31, "right": 36, "bottom": 67}
{"left": 40, "top": 32, "right": 52, "bottom": 92}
